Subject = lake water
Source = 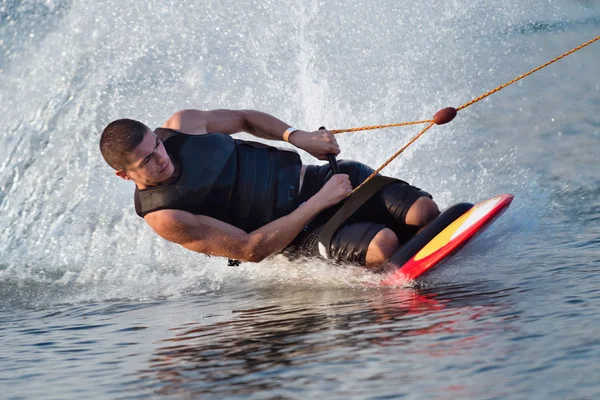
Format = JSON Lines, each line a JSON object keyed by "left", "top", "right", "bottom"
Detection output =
{"left": 1, "top": 0, "right": 599, "bottom": 398}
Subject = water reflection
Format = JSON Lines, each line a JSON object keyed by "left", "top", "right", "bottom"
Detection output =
{"left": 137, "top": 282, "right": 518, "bottom": 397}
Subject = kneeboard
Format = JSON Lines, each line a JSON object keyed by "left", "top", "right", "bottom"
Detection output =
{"left": 380, "top": 194, "right": 514, "bottom": 286}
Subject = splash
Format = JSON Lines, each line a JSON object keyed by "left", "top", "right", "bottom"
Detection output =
{"left": 1, "top": 0, "right": 593, "bottom": 309}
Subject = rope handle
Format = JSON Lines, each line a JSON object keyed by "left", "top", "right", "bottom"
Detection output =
{"left": 319, "top": 126, "right": 341, "bottom": 175}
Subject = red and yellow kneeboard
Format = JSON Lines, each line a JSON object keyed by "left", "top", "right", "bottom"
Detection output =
{"left": 380, "top": 194, "right": 514, "bottom": 286}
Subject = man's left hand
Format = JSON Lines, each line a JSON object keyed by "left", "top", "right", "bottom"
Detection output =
{"left": 288, "top": 129, "right": 340, "bottom": 160}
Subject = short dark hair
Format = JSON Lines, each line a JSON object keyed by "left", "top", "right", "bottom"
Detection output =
{"left": 100, "top": 119, "right": 149, "bottom": 170}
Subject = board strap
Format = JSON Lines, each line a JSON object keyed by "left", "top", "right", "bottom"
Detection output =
{"left": 317, "top": 175, "right": 398, "bottom": 259}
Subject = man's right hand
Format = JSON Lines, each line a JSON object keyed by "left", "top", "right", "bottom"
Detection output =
{"left": 312, "top": 174, "right": 353, "bottom": 208}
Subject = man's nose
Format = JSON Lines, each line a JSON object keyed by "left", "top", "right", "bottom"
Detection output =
{"left": 156, "top": 151, "right": 167, "bottom": 164}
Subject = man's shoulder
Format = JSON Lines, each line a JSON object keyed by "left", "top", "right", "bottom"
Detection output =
{"left": 161, "top": 109, "right": 209, "bottom": 135}
{"left": 154, "top": 127, "right": 180, "bottom": 141}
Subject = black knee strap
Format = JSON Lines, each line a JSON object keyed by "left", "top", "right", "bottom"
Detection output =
{"left": 316, "top": 175, "right": 398, "bottom": 259}
{"left": 383, "top": 202, "right": 474, "bottom": 269}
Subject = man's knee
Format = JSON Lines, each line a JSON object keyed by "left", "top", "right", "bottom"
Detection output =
{"left": 405, "top": 197, "right": 440, "bottom": 227}
{"left": 365, "top": 228, "right": 399, "bottom": 266}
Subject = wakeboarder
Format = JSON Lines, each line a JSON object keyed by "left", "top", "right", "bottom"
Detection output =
{"left": 100, "top": 109, "right": 440, "bottom": 269}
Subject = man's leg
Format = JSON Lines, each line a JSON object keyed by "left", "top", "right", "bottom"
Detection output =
{"left": 364, "top": 198, "right": 440, "bottom": 269}
{"left": 404, "top": 196, "right": 440, "bottom": 229}
{"left": 298, "top": 160, "right": 438, "bottom": 232}
{"left": 290, "top": 160, "right": 439, "bottom": 267}
{"left": 363, "top": 180, "right": 439, "bottom": 243}
{"left": 365, "top": 228, "right": 399, "bottom": 269}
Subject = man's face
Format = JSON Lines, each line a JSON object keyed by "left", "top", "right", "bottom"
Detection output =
{"left": 116, "top": 130, "right": 174, "bottom": 187}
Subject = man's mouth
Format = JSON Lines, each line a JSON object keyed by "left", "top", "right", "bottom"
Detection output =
{"left": 159, "top": 161, "right": 170, "bottom": 173}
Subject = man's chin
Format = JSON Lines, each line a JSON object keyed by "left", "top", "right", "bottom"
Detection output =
{"left": 157, "top": 164, "right": 174, "bottom": 183}
{"left": 165, "top": 163, "right": 174, "bottom": 177}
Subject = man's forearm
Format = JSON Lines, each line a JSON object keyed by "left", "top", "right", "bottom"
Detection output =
{"left": 239, "top": 109, "right": 338, "bottom": 161}
{"left": 241, "top": 110, "right": 307, "bottom": 143}
{"left": 243, "top": 197, "right": 324, "bottom": 262}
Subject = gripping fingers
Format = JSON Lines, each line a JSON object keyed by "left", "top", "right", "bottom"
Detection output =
{"left": 328, "top": 133, "right": 340, "bottom": 155}
{"left": 336, "top": 174, "right": 352, "bottom": 193}
{"left": 325, "top": 131, "right": 338, "bottom": 144}
{"left": 325, "top": 132, "right": 340, "bottom": 154}
{"left": 330, "top": 144, "right": 340, "bottom": 155}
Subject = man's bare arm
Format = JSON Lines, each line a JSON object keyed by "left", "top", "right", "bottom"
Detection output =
{"left": 163, "top": 109, "right": 340, "bottom": 160}
{"left": 164, "top": 109, "right": 292, "bottom": 139}
{"left": 145, "top": 174, "right": 352, "bottom": 262}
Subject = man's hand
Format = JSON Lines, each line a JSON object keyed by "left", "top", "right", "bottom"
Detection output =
{"left": 310, "top": 174, "right": 352, "bottom": 208}
{"left": 289, "top": 129, "right": 340, "bottom": 160}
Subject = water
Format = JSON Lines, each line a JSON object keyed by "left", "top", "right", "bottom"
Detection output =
{"left": 1, "top": 0, "right": 599, "bottom": 398}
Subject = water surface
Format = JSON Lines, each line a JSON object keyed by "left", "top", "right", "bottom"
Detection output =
{"left": 1, "top": 0, "right": 599, "bottom": 398}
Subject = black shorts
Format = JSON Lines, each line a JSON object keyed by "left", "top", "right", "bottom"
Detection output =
{"left": 284, "top": 160, "right": 432, "bottom": 265}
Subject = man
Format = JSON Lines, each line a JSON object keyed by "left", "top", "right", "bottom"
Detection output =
{"left": 100, "top": 109, "right": 440, "bottom": 269}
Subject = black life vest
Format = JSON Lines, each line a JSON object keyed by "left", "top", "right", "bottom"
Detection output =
{"left": 134, "top": 131, "right": 302, "bottom": 232}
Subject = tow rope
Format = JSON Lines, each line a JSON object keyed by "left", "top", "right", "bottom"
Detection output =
{"left": 316, "top": 35, "right": 600, "bottom": 258}
{"left": 328, "top": 34, "right": 600, "bottom": 195}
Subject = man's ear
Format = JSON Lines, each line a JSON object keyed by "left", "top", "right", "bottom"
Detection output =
{"left": 115, "top": 170, "right": 131, "bottom": 180}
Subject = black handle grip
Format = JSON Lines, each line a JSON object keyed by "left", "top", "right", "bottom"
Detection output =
{"left": 327, "top": 154, "right": 341, "bottom": 175}
{"left": 319, "top": 126, "right": 341, "bottom": 174}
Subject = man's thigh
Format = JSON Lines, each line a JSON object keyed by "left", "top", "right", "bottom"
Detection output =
{"left": 300, "top": 160, "right": 432, "bottom": 231}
